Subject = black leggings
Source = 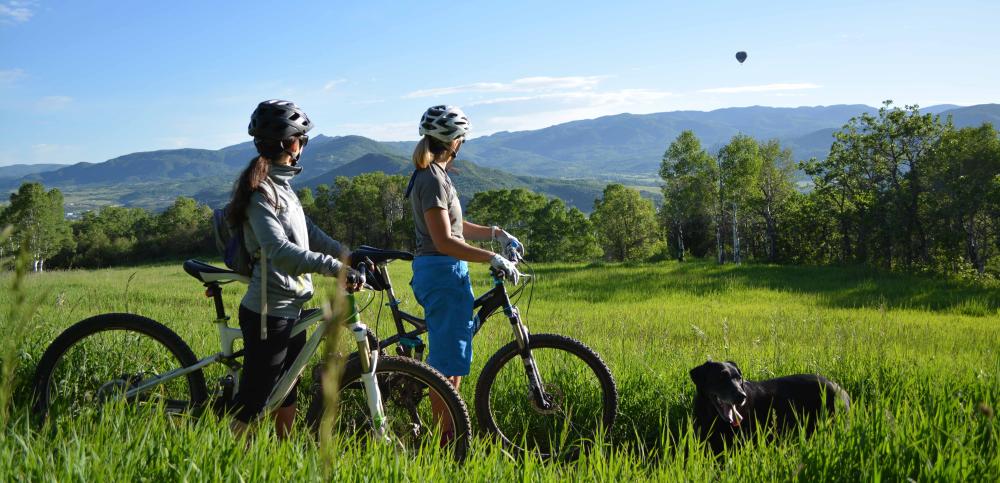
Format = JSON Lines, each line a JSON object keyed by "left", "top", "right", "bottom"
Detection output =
{"left": 235, "top": 304, "right": 306, "bottom": 423}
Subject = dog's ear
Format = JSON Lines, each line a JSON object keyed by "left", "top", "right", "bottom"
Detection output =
{"left": 726, "top": 360, "right": 742, "bottom": 378}
{"left": 689, "top": 362, "right": 708, "bottom": 385}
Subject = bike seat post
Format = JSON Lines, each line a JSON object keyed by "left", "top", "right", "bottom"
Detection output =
{"left": 204, "top": 283, "right": 228, "bottom": 323}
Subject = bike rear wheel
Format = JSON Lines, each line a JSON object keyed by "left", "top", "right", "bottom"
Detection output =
{"left": 307, "top": 355, "right": 471, "bottom": 462}
{"left": 474, "top": 333, "right": 618, "bottom": 459}
{"left": 32, "top": 313, "right": 208, "bottom": 421}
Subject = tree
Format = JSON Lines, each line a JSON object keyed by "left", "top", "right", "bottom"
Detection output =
{"left": 564, "top": 207, "right": 602, "bottom": 261}
{"left": 811, "top": 101, "right": 947, "bottom": 269}
{"left": 591, "top": 184, "right": 659, "bottom": 261}
{"left": 307, "top": 173, "right": 414, "bottom": 250}
{"left": 3, "top": 182, "right": 73, "bottom": 271}
{"left": 754, "top": 139, "right": 796, "bottom": 262}
{"left": 717, "top": 135, "right": 763, "bottom": 264}
{"left": 297, "top": 187, "right": 315, "bottom": 212}
{"left": 659, "top": 131, "right": 718, "bottom": 261}
{"left": 66, "top": 206, "right": 152, "bottom": 267}
{"left": 466, "top": 188, "right": 548, "bottom": 246}
{"left": 154, "top": 197, "right": 213, "bottom": 257}
{"left": 926, "top": 123, "right": 1000, "bottom": 274}
{"left": 527, "top": 198, "right": 601, "bottom": 262}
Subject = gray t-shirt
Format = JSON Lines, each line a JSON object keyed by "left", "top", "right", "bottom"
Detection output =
{"left": 410, "top": 163, "right": 464, "bottom": 256}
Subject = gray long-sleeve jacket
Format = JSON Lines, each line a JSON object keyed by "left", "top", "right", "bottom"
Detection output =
{"left": 240, "top": 163, "right": 346, "bottom": 319}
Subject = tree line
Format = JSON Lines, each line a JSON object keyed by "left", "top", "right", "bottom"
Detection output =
{"left": 659, "top": 101, "right": 1000, "bottom": 276}
{"left": 2, "top": 101, "right": 997, "bottom": 277}
{"left": 0, "top": 187, "right": 216, "bottom": 270}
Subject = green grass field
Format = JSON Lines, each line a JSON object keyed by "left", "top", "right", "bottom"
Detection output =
{"left": 2, "top": 259, "right": 999, "bottom": 481}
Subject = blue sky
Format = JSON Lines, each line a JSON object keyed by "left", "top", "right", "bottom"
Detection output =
{"left": 0, "top": 0, "right": 997, "bottom": 166}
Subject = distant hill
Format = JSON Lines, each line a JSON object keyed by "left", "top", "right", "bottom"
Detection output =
{"left": 301, "top": 153, "right": 411, "bottom": 181}
{"left": 4, "top": 103, "right": 997, "bottom": 213}
{"left": 940, "top": 104, "right": 1000, "bottom": 128}
{"left": 0, "top": 163, "right": 65, "bottom": 180}
{"left": 21, "top": 149, "right": 230, "bottom": 186}
{"left": 458, "top": 105, "right": 883, "bottom": 177}
{"left": 300, "top": 153, "right": 615, "bottom": 212}
{"left": 784, "top": 128, "right": 839, "bottom": 162}
{"left": 460, "top": 104, "right": 1000, "bottom": 177}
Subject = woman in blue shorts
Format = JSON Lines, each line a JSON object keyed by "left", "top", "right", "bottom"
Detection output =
{"left": 406, "top": 105, "right": 521, "bottom": 436}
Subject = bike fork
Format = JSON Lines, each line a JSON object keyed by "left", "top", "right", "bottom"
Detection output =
{"left": 507, "top": 307, "right": 554, "bottom": 411}
{"left": 348, "top": 319, "right": 390, "bottom": 443}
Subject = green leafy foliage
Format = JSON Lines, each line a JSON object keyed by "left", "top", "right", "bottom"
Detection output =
{"left": 305, "top": 172, "right": 414, "bottom": 251}
{"left": 659, "top": 130, "right": 718, "bottom": 260}
{"left": 660, "top": 105, "right": 1000, "bottom": 277}
{"left": 591, "top": 184, "right": 659, "bottom": 261}
{"left": 466, "top": 189, "right": 602, "bottom": 262}
{"left": 0, "top": 183, "right": 73, "bottom": 271}
{"left": 804, "top": 101, "right": 1000, "bottom": 275}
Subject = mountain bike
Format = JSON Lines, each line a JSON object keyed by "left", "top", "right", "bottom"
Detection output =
{"left": 332, "top": 245, "right": 618, "bottom": 459}
{"left": 32, "top": 259, "right": 471, "bottom": 461}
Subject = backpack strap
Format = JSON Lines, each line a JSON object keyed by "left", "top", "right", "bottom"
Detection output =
{"left": 257, "top": 179, "right": 278, "bottom": 341}
{"left": 404, "top": 168, "right": 420, "bottom": 198}
{"left": 260, "top": 248, "right": 268, "bottom": 340}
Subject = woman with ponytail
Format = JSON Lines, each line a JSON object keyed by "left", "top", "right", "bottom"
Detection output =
{"left": 406, "top": 105, "right": 523, "bottom": 438}
{"left": 229, "top": 100, "right": 363, "bottom": 438}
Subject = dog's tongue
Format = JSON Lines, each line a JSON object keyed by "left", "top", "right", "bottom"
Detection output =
{"left": 723, "top": 404, "right": 743, "bottom": 427}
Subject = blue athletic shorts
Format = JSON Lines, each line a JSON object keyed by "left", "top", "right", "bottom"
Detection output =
{"left": 410, "top": 256, "right": 476, "bottom": 377}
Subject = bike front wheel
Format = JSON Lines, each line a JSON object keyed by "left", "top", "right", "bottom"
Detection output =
{"left": 474, "top": 333, "right": 618, "bottom": 459}
{"left": 32, "top": 313, "right": 208, "bottom": 421}
{"left": 307, "top": 355, "right": 471, "bottom": 463}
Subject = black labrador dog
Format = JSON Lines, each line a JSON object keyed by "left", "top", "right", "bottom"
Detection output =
{"left": 690, "top": 360, "right": 850, "bottom": 452}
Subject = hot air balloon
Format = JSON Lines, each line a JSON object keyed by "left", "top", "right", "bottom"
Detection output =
{"left": 735, "top": 51, "right": 747, "bottom": 64}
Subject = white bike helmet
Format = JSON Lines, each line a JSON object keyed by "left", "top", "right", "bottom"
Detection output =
{"left": 419, "top": 105, "right": 470, "bottom": 143}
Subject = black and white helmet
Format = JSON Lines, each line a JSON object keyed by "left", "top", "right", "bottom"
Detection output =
{"left": 248, "top": 100, "right": 313, "bottom": 141}
{"left": 419, "top": 105, "right": 470, "bottom": 143}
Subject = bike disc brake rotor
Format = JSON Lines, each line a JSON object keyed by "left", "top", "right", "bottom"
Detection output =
{"left": 529, "top": 382, "right": 564, "bottom": 415}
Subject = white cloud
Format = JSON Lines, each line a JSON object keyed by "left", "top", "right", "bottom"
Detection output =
{"left": 323, "top": 79, "right": 347, "bottom": 92}
{"left": 0, "top": 1, "right": 34, "bottom": 23}
{"left": 341, "top": 75, "right": 677, "bottom": 139}
{"left": 404, "top": 76, "right": 605, "bottom": 98}
{"left": 468, "top": 88, "right": 674, "bottom": 107}
{"left": 698, "top": 83, "right": 821, "bottom": 94}
{"left": 0, "top": 67, "right": 24, "bottom": 85}
{"left": 36, "top": 95, "right": 72, "bottom": 111}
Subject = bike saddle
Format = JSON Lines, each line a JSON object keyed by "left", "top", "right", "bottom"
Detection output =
{"left": 351, "top": 245, "right": 414, "bottom": 264}
{"left": 183, "top": 259, "right": 250, "bottom": 284}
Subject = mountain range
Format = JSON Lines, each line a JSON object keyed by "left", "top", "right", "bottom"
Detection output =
{"left": 2, "top": 103, "right": 997, "bottom": 214}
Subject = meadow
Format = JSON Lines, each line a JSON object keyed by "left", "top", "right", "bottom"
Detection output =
{"left": 1, "top": 259, "right": 998, "bottom": 481}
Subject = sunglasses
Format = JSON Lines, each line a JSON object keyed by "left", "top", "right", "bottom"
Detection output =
{"left": 283, "top": 134, "right": 309, "bottom": 150}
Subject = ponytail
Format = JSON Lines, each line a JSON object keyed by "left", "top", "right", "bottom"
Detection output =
{"left": 227, "top": 155, "right": 275, "bottom": 226}
{"left": 411, "top": 135, "right": 453, "bottom": 169}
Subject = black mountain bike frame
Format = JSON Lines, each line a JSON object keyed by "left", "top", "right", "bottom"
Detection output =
{"left": 369, "top": 260, "right": 554, "bottom": 412}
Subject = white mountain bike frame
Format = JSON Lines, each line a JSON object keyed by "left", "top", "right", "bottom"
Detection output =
{"left": 119, "top": 285, "right": 389, "bottom": 438}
